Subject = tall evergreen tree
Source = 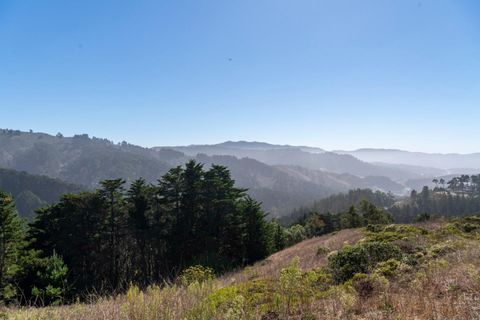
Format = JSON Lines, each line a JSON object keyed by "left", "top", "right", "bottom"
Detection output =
{"left": 126, "top": 178, "right": 152, "bottom": 286}
{"left": 242, "top": 197, "right": 271, "bottom": 264}
{"left": 98, "top": 179, "right": 126, "bottom": 290}
{"left": 0, "top": 191, "right": 26, "bottom": 300}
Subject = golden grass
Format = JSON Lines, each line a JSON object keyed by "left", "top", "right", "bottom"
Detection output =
{"left": 222, "top": 228, "right": 363, "bottom": 285}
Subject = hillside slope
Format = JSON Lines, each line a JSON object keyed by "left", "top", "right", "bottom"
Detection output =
{"left": 336, "top": 148, "right": 480, "bottom": 170}
{"left": 0, "top": 168, "right": 83, "bottom": 219}
{"left": 163, "top": 142, "right": 419, "bottom": 180}
{"left": 10, "top": 216, "right": 480, "bottom": 319}
{"left": 0, "top": 129, "right": 171, "bottom": 187}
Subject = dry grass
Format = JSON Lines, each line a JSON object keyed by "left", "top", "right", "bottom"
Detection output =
{"left": 224, "top": 228, "right": 363, "bottom": 285}
{"left": 6, "top": 283, "right": 218, "bottom": 320}
{"left": 5, "top": 220, "right": 480, "bottom": 320}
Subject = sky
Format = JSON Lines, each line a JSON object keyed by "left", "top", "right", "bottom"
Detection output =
{"left": 1, "top": 0, "right": 480, "bottom": 153}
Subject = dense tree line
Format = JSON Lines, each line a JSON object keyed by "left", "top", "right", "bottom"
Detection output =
{"left": 0, "top": 160, "right": 286, "bottom": 305}
{"left": 284, "top": 200, "right": 393, "bottom": 242}
{"left": 282, "top": 189, "right": 395, "bottom": 225}
{"left": 390, "top": 174, "right": 480, "bottom": 222}
{"left": 285, "top": 175, "right": 480, "bottom": 227}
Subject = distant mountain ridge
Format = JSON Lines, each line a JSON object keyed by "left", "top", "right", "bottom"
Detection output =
{"left": 174, "top": 141, "right": 325, "bottom": 153}
{"left": 159, "top": 142, "right": 420, "bottom": 181}
{"left": 335, "top": 148, "right": 480, "bottom": 170}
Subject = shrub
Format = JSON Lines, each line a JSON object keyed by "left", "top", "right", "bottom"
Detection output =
{"left": 190, "top": 286, "right": 242, "bottom": 319}
{"left": 279, "top": 257, "right": 303, "bottom": 315}
{"left": 328, "top": 242, "right": 402, "bottom": 283}
{"left": 239, "top": 279, "right": 276, "bottom": 312}
{"left": 427, "top": 241, "right": 457, "bottom": 258}
{"left": 316, "top": 246, "right": 330, "bottom": 256}
{"left": 351, "top": 273, "right": 389, "bottom": 298}
{"left": 366, "top": 224, "right": 428, "bottom": 242}
{"left": 178, "top": 265, "right": 214, "bottom": 286}
{"left": 351, "top": 273, "right": 374, "bottom": 297}
{"left": 460, "top": 223, "right": 479, "bottom": 233}
{"left": 328, "top": 245, "right": 369, "bottom": 283}
{"left": 365, "top": 224, "right": 384, "bottom": 232}
{"left": 374, "top": 259, "right": 401, "bottom": 277}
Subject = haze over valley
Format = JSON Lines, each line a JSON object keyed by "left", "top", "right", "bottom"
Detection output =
{"left": 2, "top": 129, "right": 478, "bottom": 218}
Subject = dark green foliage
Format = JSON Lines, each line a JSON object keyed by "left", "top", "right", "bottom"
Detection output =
{"left": 21, "top": 160, "right": 276, "bottom": 301}
{"left": 30, "top": 252, "right": 68, "bottom": 306}
{"left": 283, "top": 189, "right": 395, "bottom": 225}
{"left": 340, "top": 206, "right": 364, "bottom": 228}
{"left": 358, "top": 200, "right": 393, "bottom": 225}
{"left": 413, "top": 212, "right": 431, "bottom": 222}
{"left": 270, "top": 220, "right": 287, "bottom": 251}
{"left": 0, "top": 192, "right": 26, "bottom": 301}
{"left": 328, "top": 241, "right": 402, "bottom": 283}
{"left": 287, "top": 201, "right": 393, "bottom": 245}
{"left": 390, "top": 174, "right": 480, "bottom": 222}
{"left": 242, "top": 197, "right": 271, "bottom": 264}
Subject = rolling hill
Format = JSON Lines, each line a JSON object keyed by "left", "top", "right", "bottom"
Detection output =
{"left": 335, "top": 148, "right": 480, "bottom": 170}
{"left": 0, "top": 167, "right": 84, "bottom": 219}
{"left": 161, "top": 142, "right": 420, "bottom": 180}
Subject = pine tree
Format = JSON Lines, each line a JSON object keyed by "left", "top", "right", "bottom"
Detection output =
{"left": 126, "top": 178, "right": 152, "bottom": 285}
{"left": 0, "top": 191, "right": 26, "bottom": 301}
{"left": 272, "top": 221, "right": 287, "bottom": 252}
{"left": 98, "top": 179, "right": 126, "bottom": 290}
{"left": 242, "top": 197, "right": 270, "bottom": 264}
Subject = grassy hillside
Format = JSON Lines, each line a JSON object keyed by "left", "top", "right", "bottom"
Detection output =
{"left": 6, "top": 216, "right": 480, "bottom": 319}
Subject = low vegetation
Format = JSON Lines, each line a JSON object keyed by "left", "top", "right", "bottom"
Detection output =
{"left": 5, "top": 216, "right": 480, "bottom": 319}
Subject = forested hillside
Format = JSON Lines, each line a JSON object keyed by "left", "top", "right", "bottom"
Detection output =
{"left": 0, "top": 168, "right": 83, "bottom": 219}
{"left": 282, "top": 189, "right": 396, "bottom": 225}
{"left": 390, "top": 174, "right": 480, "bottom": 222}
{"left": 284, "top": 174, "right": 480, "bottom": 229}
{"left": 0, "top": 129, "right": 171, "bottom": 187}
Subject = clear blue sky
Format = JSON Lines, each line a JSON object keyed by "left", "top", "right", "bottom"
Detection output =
{"left": 1, "top": 0, "right": 479, "bottom": 153}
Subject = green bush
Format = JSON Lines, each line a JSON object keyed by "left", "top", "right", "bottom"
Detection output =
{"left": 178, "top": 265, "right": 214, "bottom": 286}
{"left": 374, "top": 259, "right": 401, "bottom": 277}
{"left": 365, "top": 224, "right": 384, "bottom": 232}
{"left": 328, "top": 242, "right": 402, "bottom": 283}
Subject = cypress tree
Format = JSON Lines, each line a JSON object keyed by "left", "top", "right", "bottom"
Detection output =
{"left": 0, "top": 191, "right": 26, "bottom": 301}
